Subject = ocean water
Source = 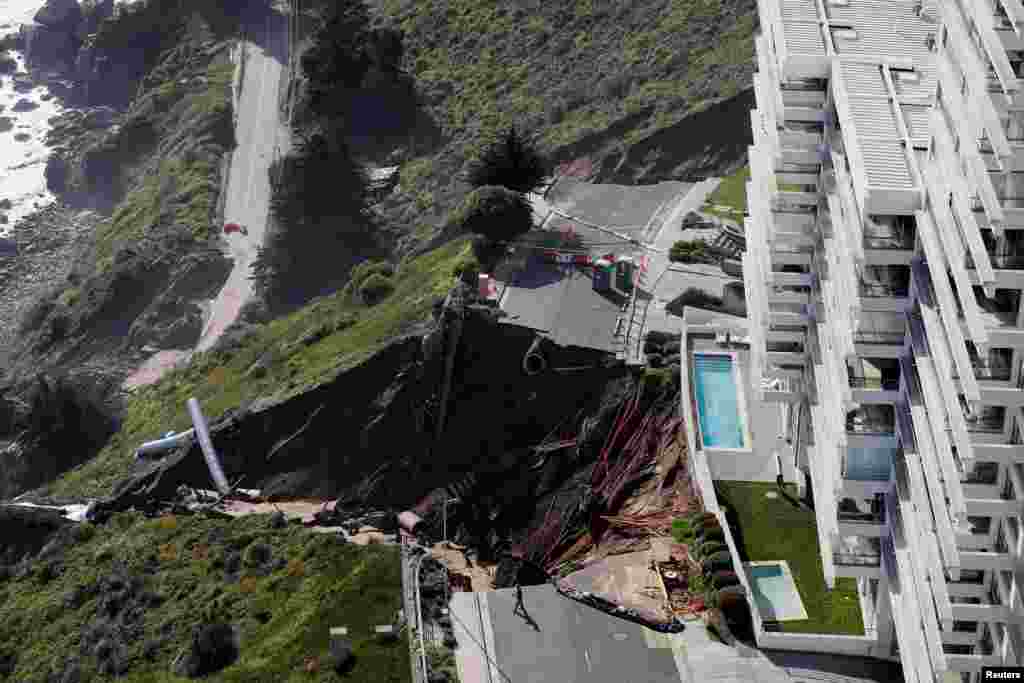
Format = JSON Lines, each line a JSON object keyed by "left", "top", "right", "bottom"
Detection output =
{"left": 0, "top": 0, "right": 63, "bottom": 236}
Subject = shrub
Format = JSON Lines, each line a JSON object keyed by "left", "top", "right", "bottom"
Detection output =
{"left": 454, "top": 186, "right": 533, "bottom": 242}
{"left": 669, "top": 239, "right": 710, "bottom": 264}
{"left": 451, "top": 255, "right": 481, "bottom": 282}
{"left": 666, "top": 288, "right": 724, "bottom": 316}
{"left": 359, "top": 273, "right": 395, "bottom": 305}
{"left": 466, "top": 126, "right": 549, "bottom": 194}
{"left": 711, "top": 570, "right": 740, "bottom": 590}
{"left": 471, "top": 235, "right": 506, "bottom": 272}
{"left": 697, "top": 528, "right": 725, "bottom": 545}
{"left": 701, "top": 555, "right": 733, "bottom": 576}
{"left": 670, "top": 519, "right": 693, "bottom": 543}
{"left": 696, "top": 541, "right": 726, "bottom": 560}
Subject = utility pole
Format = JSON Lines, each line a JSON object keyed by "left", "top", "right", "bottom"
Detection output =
{"left": 443, "top": 495, "right": 460, "bottom": 547}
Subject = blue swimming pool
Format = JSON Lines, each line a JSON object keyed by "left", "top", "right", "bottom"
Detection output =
{"left": 693, "top": 353, "right": 747, "bottom": 449}
{"left": 845, "top": 442, "right": 898, "bottom": 481}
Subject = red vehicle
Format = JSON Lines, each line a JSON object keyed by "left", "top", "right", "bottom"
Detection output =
{"left": 223, "top": 222, "right": 248, "bottom": 236}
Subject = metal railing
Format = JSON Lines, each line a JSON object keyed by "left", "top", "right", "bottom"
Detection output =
{"left": 837, "top": 513, "right": 886, "bottom": 525}
{"left": 966, "top": 419, "right": 1006, "bottom": 434}
{"left": 859, "top": 282, "right": 909, "bottom": 298}
{"left": 848, "top": 377, "right": 900, "bottom": 390}
{"left": 833, "top": 551, "right": 882, "bottom": 567}
{"left": 846, "top": 421, "right": 896, "bottom": 435}
{"left": 853, "top": 331, "right": 905, "bottom": 345}
{"left": 971, "top": 365, "right": 1012, "bottom": 381}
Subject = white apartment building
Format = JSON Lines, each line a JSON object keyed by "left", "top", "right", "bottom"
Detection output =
{"left": 742, "top": 0, "right": 1024, "bottom": 681}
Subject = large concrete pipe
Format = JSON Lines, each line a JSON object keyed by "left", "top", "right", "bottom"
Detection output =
{"left": 134, "top": 429, "right": 196, "bottom": 460}
{"left": 522, "top": 337, "right": 548, "bottom": 376}
{"left": 398, "top": 511, "right": 423, "bottom": 536}
{"left": 186, "top": 397, "right": 230, "bottom": 495}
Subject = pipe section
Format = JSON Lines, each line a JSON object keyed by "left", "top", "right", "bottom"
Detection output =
{"left": 187, "top": 397, "right": 230, "bottom": 494}
{"left": 134, "top": 429, "right": 196, "bottom": 460}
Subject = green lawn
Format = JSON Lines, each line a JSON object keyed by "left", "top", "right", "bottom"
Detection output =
{"left": 714, "top": 481, "right": 865, "bottom": 636}
{"left": 702, "top": 166, "right": 749, "bottom": 221}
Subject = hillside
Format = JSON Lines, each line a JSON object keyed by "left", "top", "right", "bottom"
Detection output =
{"left": 369, "top": 0, "right": 757, "bottom": 254}
{"left": 0, "top": 511, "right": 408, "bottom": 683}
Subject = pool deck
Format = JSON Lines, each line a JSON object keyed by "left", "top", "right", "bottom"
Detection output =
{"left": 687, "top": 335, "right": 797, "bottom": 483}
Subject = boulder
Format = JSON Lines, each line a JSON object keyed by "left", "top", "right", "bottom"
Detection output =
{"left": 20, "top": 23, "right": 78, "bottom": 71}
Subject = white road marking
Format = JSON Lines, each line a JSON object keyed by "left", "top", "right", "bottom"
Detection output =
{"left": 585, "top": 649, "right": 592, "bottom": 673}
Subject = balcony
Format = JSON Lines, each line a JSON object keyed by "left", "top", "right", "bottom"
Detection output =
{"left": 847, "top": 406, "right": 896, "bottom": 437}
{"left": 965, "top": 411, "right": 1006, "bottom": 434}
{"left": 863, "top": 216, "right": 916, "bottom": 251}
{"left": 859, "top": 281, "right": 909, "bottom": 299}
{"left": 833, "top": 536, "right": 882, "bottom": 567}
{"left": 848, "top": 377, "right": 901, "bottom": 390}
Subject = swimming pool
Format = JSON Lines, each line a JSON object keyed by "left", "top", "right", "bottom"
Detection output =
{"left": 747, "top": 561, "right": 808, "bottom": 621}
{"left": 692, "top": 353, "right": 748, "bottom": 449}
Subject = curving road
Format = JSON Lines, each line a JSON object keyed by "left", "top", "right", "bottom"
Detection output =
{"left": 196, "top": 5, "right": 290, "bottom": 353}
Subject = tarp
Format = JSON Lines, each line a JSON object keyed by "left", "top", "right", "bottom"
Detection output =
{"left": 0, "top": 238, "right": 16, "bottom": 256}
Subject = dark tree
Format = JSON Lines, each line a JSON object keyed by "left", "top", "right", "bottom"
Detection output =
{"left": 455, "top": 186, "right": 533, "bottom": 242}
{"left": 466, "top": 127, "right": 549, "bottom": 194}
{"left": 301, "top": 1, "right": 376, "bottom": 122}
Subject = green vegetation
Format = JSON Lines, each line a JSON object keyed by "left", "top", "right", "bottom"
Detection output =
{"left": 0, "top": 512, "right": 409, "bottom": 682}
{"left": 702, "top": 165, "right": 749, "bottom": 221}
{"left": 42, "top": 239, "right": 470, "bottom": 499}
{"left": 715, "top": 481, "right": 865, "bottom": 635}
{"left": 466, "top": 126, "right": 549, "bottom": 194}
{"left": 668, "top": 239, "right": 710, "bottom": 264}
{"left": 93, "top": 58, "right": 233, "bottom": 273}
{"left": 453, "top": 185, "right": 533, "bottom": 243}
{"left": 373, "top": 0, "right": 757, "bottom": 252}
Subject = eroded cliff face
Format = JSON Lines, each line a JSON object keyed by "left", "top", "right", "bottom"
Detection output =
{"left": 95, "top": 311, "right": 629, "bottom": 545}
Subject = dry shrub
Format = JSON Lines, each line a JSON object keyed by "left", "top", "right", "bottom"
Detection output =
{"left": 239, "top": 576, "right": 259, "bottom": 593}
{"left": 207, "top": 366, "right": 229, "bottom": 386}
{"left": 159, "top": 516, "right": 178, "bottom": 531}
{"left": 305, "top": 657, "right": 320, "bottom": 674}
{"left": 286, "top": 559, "right": 305, "bottom": 577}
{"left": 158, "top": 543, "right": 178, "bottom": 562}
{"left": 192, "top": 544, "right": 210, "bottom": 561}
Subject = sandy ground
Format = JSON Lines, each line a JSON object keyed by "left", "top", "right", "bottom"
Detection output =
{"left": 428, "top": 542, "right": 497, "bottom": 593}
{"left": 215, "top": 498, "right": 397, "bottom": 544}
{"left": 122, "top": 349, "right": 192, "bottom": 391}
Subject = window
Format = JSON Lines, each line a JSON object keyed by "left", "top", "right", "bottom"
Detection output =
{"left": 831, "top": 25, "right": 858, "bottom": 41}
{"left": 967, "top": 516, "right": 992, "bottom": 535}
{"left": 954, "top": 569, "right": 986, "bottom": 584}
{"left": 943, "top": 643, "right": 974, "bottom": 655}
{"left": 892, "top": 68, "right": 921, "bottom": 85}
{"left": 952, "top": 620, "right": 979, "bottom": 633}
{"left": 963, "top": 462, "right": 1000, "bottom": 485}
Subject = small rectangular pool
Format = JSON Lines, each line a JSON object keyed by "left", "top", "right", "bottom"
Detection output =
{"left": 693, "top": 353, "right": 748, "bottom": 449}
{"left": 747, "top": 561, "right": 808, "bottom": 622}
{"left": 845, "top": 442, "right": 898, "bottom": 481}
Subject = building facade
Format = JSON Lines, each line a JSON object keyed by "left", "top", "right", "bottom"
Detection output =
{"left": 743, "top": 0, "right": 1024, "bottom": 681}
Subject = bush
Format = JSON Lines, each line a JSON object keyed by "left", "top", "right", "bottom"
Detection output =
{"left": 350, "top": 260, "right": 395, "bottom": 288}
{"left": 701, "top": 555, "right": 733, "bottom": 576}
{"left": 451, "top": 255, "right": 480, "bottom": 282}
{"left": 359, "top": 273, "right": 395, "bottom": 305}
{"left": 711, "top": 570, "right": 740, "bottom": 590}
{"left": 466, "top": 126, "right": 549, "bottom": 194}
{"left": 670, "top": 519, "right": 693, "bottom": 543}
{"left": 696, "top": 541, "right": 726, "bottom": 560}
{"left": 454, "top": 185, "right": 533, "bottom": 242}
{"left": 669, "top": 239, "right": 710, "bottom": 264}
{"left": 471, "top": 235, "right": 506, "bottom": 272}
{"left": 666, "top": 287, "right": 724, "bottom": 316}
{"left": 697, "top": 527, "right": 725, "bottom": 545}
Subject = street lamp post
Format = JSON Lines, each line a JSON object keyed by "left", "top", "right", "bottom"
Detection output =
{"left": 442, "top": 495, "right": 460, "bottom": 547}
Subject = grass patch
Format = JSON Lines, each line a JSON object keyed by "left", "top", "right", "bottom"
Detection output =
{"left": 714, "top": 481, "right": 865, "bottom": 636}
{"left": 0, "top": 512, "right": 409, "bottom": 682}
{"left": 702, "top": 165, "right": 749, "bottom": 221}
{"left": 43, "top": 239, "right": 470, "bottom": 500}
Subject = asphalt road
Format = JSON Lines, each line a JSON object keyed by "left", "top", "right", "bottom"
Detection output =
{"left": 196, "top": 6, "right": 290, "bottom": 353}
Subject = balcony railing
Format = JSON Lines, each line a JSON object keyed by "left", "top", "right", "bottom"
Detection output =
{"left": 853, "top": 331, "right": 905, "bottom": 345}
{"left": 837, "top": 512, "right": 886, "bottom": 525}
{"left": 846, "top": 419, "right": 896, "bottom": 435}
{"left": 848, "top": 377, "right": 901, "bottom": 390}
{"left": 973, "top": 366, "right": 1012, "bottom": 381}
{"left": 859, "top": 282, "right": 909, "bottom": 298}
{"left": 833, "top": 550, "right": 882, "bottom": 567}
{"left": 990, "top": 253, "right": 1024, "bottom": 270}
{"left": 966, "top": 418, "right": 1006, "bottom": 434}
